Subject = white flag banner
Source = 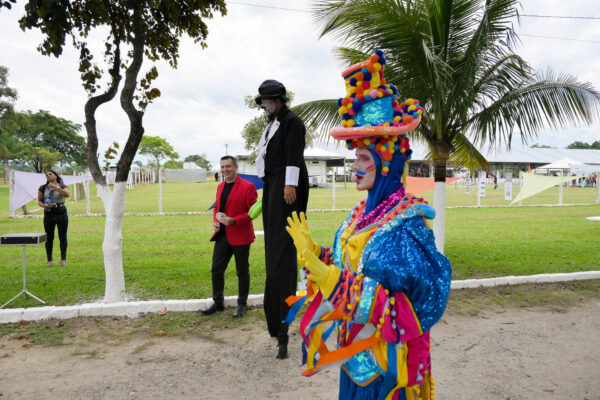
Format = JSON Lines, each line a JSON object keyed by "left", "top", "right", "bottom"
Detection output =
{"left": 11, "top": 171, "right": 93, "bottom": 212}
{"left": 505, "top": 173, "right": 513, "bottom": 201}
{"left": 479, "top": 171, "right": 486, "bottom": 197}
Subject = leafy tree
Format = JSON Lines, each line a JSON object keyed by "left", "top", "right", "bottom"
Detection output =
{"left": 184, "top": 154, "right": 211, "bottom": 169}
{"left": 164, "top": 159, "right": 183, "bottom": 169}
{"left": 0, "top": 65, "right": 18, "bottom": 123}
{"left": 530, "top": 143, "right": 555, "bottom": 149}
{"left": 8, "top": 0, "right": 226, "bottom": 302}
{"left": 139, "top": 135, "right": 179, "bottom": 181}
{"left": 296, "top": 0, "right": 600, "bottom": 251}
{"left": 0, "top": 128, "right": 22, "bottom": 182}
{"left": 10, "top": 110, "right": 85, "bottom": 171}
{"left": 566, "top": 141, "right": 591, "bottom": 149}
{"left": 21, "top": 146, "right": 62, "bottom": 172}
{"left": 591, "top": 141, "right": 600, "bottom": 150}
{"left": 0, "top": 67, "right": 20, "bottom": 181}
{"left": 133, "top": 160, "right": 144, "bottom": 170}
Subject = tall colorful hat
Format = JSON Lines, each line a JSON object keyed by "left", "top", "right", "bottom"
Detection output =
{"left": 331, "top": 50, "right": 424, "bottom": 175}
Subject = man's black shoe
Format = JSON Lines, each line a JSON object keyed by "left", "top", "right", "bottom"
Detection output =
{"left": 276, "top": 343, "right": 288, "bottom": 359}
{"left": 201, "top": 302, "right": 224, "bottom": 315}
{"left": 233, "top": 304, "right": 247, "bottom": 318}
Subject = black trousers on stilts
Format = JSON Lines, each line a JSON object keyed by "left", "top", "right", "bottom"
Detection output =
{"left": 262, "top": 172, "right": 308, "bottom": 338}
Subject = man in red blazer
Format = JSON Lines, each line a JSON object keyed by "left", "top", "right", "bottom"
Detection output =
{"left": 203, "top": 156, "right": 258, "bottom": 317}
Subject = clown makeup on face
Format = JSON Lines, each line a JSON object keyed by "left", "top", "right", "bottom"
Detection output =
{"left": 352, "top": 148, "right": 377, "bottom": 191}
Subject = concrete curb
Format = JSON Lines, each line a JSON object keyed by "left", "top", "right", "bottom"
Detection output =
{"left": 2, "top": 273, "right": 599, "bottom": 324}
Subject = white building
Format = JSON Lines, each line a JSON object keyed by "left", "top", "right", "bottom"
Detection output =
{"left": 237, "top": 146, "right": 348, "bottom": 187}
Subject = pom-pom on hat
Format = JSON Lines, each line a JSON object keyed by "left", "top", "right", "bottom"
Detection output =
{"left": 330, "top": 50, "right": 424, "bottom": 140}
{"left": 255, "top": 79, "right": 290, "bottom": 105}
{"left": 331, "top": 50, "right": 424, "bottom": 176}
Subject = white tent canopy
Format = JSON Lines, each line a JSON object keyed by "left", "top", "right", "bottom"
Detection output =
{"left": 536, "top": 157, "right": 583, "bottom": 170}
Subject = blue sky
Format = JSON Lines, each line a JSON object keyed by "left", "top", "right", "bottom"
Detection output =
{"left": 0, "top": 0, "right": 598, "bottom": 167}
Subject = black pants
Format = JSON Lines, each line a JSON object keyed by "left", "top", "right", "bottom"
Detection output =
{"left": 262, "top": 172, "right": 309, "bottom": 338}
{"left": 211, "top": 234, "right": 251, "bottom": 306}
{"left": 43, "top": 209, "right": 68, "bottom": 262}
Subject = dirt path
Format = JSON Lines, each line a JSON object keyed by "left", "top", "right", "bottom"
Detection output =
{"left": 1, "top": 300, "right": 599, "bottom": 400}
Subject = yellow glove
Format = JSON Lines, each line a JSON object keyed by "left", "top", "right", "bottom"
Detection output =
{"left": 286, "top": 211, "right": 320, "bottom": 258}
{"left": 301, "top": 249, "right": 341, "bottom": 299}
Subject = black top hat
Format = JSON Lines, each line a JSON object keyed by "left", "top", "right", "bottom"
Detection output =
{"left": 255, "top": 79, "right": 289, "bottom": 105}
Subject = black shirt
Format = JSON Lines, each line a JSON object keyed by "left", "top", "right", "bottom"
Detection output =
{"left": 215, "top": 181, "right": 235, "bottom": 240}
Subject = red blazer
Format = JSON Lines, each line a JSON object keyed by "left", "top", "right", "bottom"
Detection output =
{"left": 210, "top": 177, "right": 258, "bottom": 245}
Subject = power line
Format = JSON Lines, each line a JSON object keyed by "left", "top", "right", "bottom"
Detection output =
{"left": 227, "top": 1, "right": 309, "bottom": 13}
{"left": 520, "top": 33, "right": 600, "bottom": 44}
{"left": 226, "top": 3, "right": 600, "bottom": 20}
{"left": 521, "top": 14, "right": 600, "bottom": 20}
{"left": 225, "top": 2, "right": 600, "bottom": 44}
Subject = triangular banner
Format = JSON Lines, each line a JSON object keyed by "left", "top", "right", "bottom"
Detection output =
{"left": 511, "top": 172, "right": 582, "bottom": 205}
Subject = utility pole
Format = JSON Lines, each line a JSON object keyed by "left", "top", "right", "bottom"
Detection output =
{"left": 225, "top": 143, "right": 228, "bottom": 155}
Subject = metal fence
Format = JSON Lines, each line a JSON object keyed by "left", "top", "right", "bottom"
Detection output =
{"left": 8, "top": 169, "right": 600, "bottom": 217}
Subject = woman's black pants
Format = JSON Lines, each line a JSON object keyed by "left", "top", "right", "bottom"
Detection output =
{"left": 43, "top": 210, "right": 68, "bottom": 261}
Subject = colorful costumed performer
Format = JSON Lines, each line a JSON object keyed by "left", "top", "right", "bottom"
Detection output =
{"left": 285, "top": 50, "right": 452, "bottom": 400}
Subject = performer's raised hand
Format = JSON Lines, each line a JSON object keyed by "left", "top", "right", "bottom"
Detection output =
{"left": 286, "top": 211, "right": 320, "bottom": 258}
{"left": 301, "top": 249, "right": 341, "bottom": 298}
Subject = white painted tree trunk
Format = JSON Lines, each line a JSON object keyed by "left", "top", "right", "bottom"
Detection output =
{"left": 97, "top": 182, "right": 127, "bottom": 302}
{"left": 433, "top": 181, "right": 447, "bottom": 254}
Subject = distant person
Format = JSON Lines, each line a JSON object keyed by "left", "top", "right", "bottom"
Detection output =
{"left": 37, "top": 171, "right": 70, "bottom": 267}
{"left": 255, "top": 79, "right": 309, "bottom": 359}
{"left": 203, "top": 156, "right": 257, "bottom": 318}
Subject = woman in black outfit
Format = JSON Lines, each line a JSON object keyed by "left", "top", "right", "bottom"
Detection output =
{"left": 37, "top": 171, "right": 70, "bottom": 266}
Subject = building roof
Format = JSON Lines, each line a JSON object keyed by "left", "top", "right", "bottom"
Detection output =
{"left": 479, "top": 147, "right": 600, "bottom": 165}
{"left": 238, "top": 145, "right": 349, "bottom": 161}
{"left": 238, "top": 142, "right": 600, "bottom": 166}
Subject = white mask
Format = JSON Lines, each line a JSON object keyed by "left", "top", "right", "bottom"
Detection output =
{"left": 261, "top": 99, "right": 277, "bottom": 118}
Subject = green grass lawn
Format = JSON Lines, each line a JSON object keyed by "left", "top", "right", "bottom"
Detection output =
{"left": 1, "top": 186, "right": 599, "bottom": 309}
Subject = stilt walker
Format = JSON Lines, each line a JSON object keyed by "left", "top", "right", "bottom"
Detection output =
{"left": 255, "top": 79, "right": 309, "bottom": 359}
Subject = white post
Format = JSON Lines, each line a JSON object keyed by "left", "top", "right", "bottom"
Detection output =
{"left": 477, "top": 172, "right": 481, "bottom": 207}
{"left": 518, "top": 172, "right": 522, "bottom": 206}
{"left": 433, "top": 181, "right": 447, "bottom": 253}
{"left": 332, "top": 169, "right": 336, "bottom": 210}
{"left": 558, "top": 184, "right": 563, "bottom": 205}
{"left": 343, "top": 158, "right": 347, "bottom": 189}
{"left": 73, "top": 175, "right": 79, "bottom": 202}
{"left": 84, "top": 180, "right": 91, "bottom": 215}
{"left": 9, "top": 169, "right": 14, "bottom": 217}
{"left": 158, "top": 168, "right": 163, "bottom": 214}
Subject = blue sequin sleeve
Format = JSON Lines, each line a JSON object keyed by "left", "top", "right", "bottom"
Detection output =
{"left": 362, "top": 216, "right": 452, "bottom": 332}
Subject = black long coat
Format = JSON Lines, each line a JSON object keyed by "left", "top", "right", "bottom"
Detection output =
{"left": 261, "top": 105, "right": 309, "bottom": 338}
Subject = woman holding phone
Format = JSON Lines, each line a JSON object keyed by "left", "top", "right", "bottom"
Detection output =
{"left": 37, "top": 170, "right": 70, "bottom": 266}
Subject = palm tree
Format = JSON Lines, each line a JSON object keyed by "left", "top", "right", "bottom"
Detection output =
{"left": 294, "top": 0, "right": 600, "bottom": 252}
